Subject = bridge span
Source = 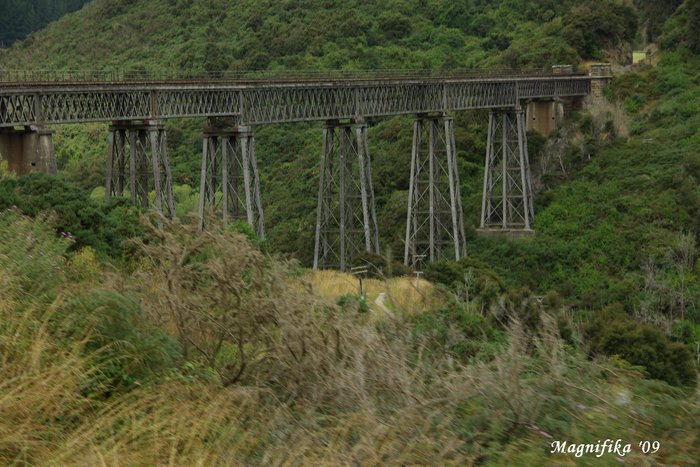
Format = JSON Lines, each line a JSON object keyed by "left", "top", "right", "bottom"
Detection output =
{"left": 1, "top": 72, "right": 590, "bottom": 126}
{"left": 0, "top": 65, "right": 612, "bottom": 269}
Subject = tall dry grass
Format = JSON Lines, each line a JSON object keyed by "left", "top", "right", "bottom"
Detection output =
{"left": 3, "top": 214, "right": 698, "bottom": 465}
{"left": 0, "top": 290, "right": 97, "bottom": 465}
{"left": 307, "top": 269, "right": 443, "bottom": 315}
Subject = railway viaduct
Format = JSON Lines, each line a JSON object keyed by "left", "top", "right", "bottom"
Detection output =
{"left": 0, "top": 64, "right": 612, "bottom": 270}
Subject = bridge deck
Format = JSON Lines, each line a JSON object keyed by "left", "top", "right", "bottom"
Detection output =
{"left": 0, "top": 73, "right": 591, "bottom": 127}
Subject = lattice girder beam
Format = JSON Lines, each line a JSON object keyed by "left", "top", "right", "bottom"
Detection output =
{"left": 1, "top": 76, "right": 592, "bottom": 127}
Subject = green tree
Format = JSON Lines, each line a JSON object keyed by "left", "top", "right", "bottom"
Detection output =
{"left": 688, "top": 0, "right": 700, "bottom": 53}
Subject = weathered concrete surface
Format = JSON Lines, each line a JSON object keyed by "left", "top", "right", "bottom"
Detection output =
{"left": 0, "top": 126, "right": 56, "bottom": 175}
{"left": 526, "top": 100, "right": 564, "bottom": 136}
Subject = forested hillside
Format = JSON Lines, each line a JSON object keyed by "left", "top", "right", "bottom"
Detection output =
{"left": 0, "top": 0, "right": 638, "bottom": 70}
{"left": 0, "top": 0, "right": 90, "bottom": 47}
{"left": 1, "top": 0, "right": 700, "bottom": 464}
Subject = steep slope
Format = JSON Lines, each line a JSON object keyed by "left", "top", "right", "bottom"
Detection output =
{"left": 0, "top": 0, "right": 90, "bottom": 47}
{"left": 1, "top": 0, "right": 626, "bottom": 71}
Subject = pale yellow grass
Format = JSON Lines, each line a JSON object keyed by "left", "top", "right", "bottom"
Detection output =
{"left": 307, "top": 270, "right": 444, "bottom": 315}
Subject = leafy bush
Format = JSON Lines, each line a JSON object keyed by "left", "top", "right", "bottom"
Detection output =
{"left": 0, "top": 173, "right": 142, "bottom": 258}
{"left": 585, "top": 304, "right": 697, "bottom": 387}
{"left": 351, "top": 250, "right": 413, "bottom": 278}
{"left": 424, "top": 256, "right": 505, "bottom": 306}
{"left": 561, "top": 0, "right": 637, "bottom": 58}
{"left": 411, "top": 301, "right": 505, "bottom": 361}
{"left": 337, "top": 293, "right": 370, "bottom": 313}
{"left": 58, "top": 290, "right": 181, "bottom": 393}
{"left": 689, "top": 0, "right": 700, "bottom": 53}
{"left": 0, "top": 210, "right": 69, "bottom": 295}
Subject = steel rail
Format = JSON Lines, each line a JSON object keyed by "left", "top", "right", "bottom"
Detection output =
{"left": 0, "top": 67, "right": 587, "bottom": 84}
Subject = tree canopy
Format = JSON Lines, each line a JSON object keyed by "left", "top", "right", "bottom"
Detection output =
{"left": 0, "top": 0, "right": 89, "bottom": 47}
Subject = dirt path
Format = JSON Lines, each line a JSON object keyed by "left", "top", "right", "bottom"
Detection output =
{"left": 374, "top": 292, "right": 393, "bottom": 317}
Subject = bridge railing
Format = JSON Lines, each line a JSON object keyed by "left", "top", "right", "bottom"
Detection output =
{"left": 0, "top": 67, "right": 587, "bottom": 84}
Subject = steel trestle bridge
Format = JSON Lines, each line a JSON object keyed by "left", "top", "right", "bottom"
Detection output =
{"left": 0, "top": 71, "right": 590, "bottom": 126}
{"left": 0, "top": 66, "right": 611, "bottom": 270}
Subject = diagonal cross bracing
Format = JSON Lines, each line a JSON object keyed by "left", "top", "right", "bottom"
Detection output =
{"left": 0, "top": 75, "right": 591, "bottom": 127}
{"left": 197, "top": 124, "right": 265, "bottom": 237}
{"left": 105, "top": 120, "right": 175, "bottom": 218}
{"left": 480, "top": 109, "right": 534, "bottom": 231}
{"left": 404, "top": 114, "right": 467, "bottom": 267}
{"left": 313, "top": 121, "right": 380, "bottom": 272}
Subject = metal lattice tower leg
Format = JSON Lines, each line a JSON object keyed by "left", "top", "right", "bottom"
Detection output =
{"left": 313, "top": 120, "right": 379, "bottom": 271}
{"left": 197, "top": 124, "right": 265, "bottom": 237}
{"left": 105, "top": 120, "right": 175, "bottom": 218}
{"left": 479, "top": 109, "right": 534, "bottom": 231}
{"left": 404, "top": 114, "right": 467, "bottom": 267}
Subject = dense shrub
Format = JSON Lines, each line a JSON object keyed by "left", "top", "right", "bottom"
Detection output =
{"left": 561, "top": 0, "right": 637, "bottom": 58}
{"left": 0, "top": 173, "right": 142, "bottom": 257}
{"left": 0, "top": 210, "right": 69, "bottom": 295}
{"left": 635, "top": 0, "right": 683, "bottom": 43}
{"left": 424, "top": 256, "right": 505, "bottom": 304}
{"left": 411, "top": 301, "right": 505, "bottom": 362}
{"left": 0, "top": 0, "right": 89, "bottom": 45}
{"left": 585, "top": 304, "right": 697, "bottom": 387}
{"left": 351, "top": 250, "right": 413, "bottom": 278}
{"left": 689, "top": 0, "right": 700, "bottom": 53}
{"left": 58, "top": 290, "right": 181, "bottom": 393}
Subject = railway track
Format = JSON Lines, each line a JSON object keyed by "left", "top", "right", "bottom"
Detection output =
{"left": 0, "top": 68, "right": 587, "bottom": 87}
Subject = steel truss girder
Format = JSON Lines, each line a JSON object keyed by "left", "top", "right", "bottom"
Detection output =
{"left": 480, "top": 109, "right": 534, "bottom": 230}
{"left": 105, "top": 120, "right": 175, "bottom": 218}
{"left": 313, "top": 121, "right": 380, "bottom": 271}
{"left": 0, "top": 77, "right": 591, "bottom": 127}
{"left": 404, "top": 115, "right": 467, "bottom": 267}
{"left": 197, "top": 126, "right": 265, "bottom": 237}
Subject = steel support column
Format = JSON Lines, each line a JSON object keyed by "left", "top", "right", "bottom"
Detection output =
{"left": 313, "top": 120, "right": 379, "bottom": 271}
{"left": 105, "top": 120, "right": 175, "bottom": 217}
{"left": 196, "top": 123, "right": 265, "bottom": 237}
{"left": 479, "top": 108, "right": 534, "bottom": 232}
{"left": 404, "top": 114, "right": 467, "bottom": 267}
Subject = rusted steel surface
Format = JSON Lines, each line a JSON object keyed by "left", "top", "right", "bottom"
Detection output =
{"left": 0, "top": 69, "right": 592, "bottom": 127}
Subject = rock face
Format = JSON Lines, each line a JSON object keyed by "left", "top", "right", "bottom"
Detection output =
{"left": 0, "top": 126, "right": 56, "bottom": 175}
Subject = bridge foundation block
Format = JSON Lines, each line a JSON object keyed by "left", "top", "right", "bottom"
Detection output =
{"left": 197, "top": 123, "right": 265, "bottom": 237}
{"left": 404, "top": 114, "right": 467, "bottom": 268}
{"left": 105, "top": 120, "right": 175, "bottom": 218}
{"left": 589, "top": 63, "right": 613, "bottom": 103}
{"left": 314, "top": 120, "right": 380, "bottom": 271}
{"left": 525, "top": 100, "right": 564, "bottom": 137}
{"left": 478, "top": 108, "right": 535, "bottom": 235}
{"left": 0, "top": 126, "right": 57, "bottom": 175}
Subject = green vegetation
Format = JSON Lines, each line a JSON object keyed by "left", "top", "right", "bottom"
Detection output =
{"left": 0, "top": 173, "right": 143, "bottom": 257}
{"left": 1, "top": 0, "right": 700, "bottom": 463}
{"left": 0, "top": 0, "right": 90, "bottom": 47}
{"left": 2, "top": 211, "right": 699, "bottom": 464}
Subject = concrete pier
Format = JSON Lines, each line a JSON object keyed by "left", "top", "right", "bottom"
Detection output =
{"left": 526, "top": 100, "right": 564, "bottom": 136}
{"left": 0, "top": 126, "right": 57, "bottom": 175}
